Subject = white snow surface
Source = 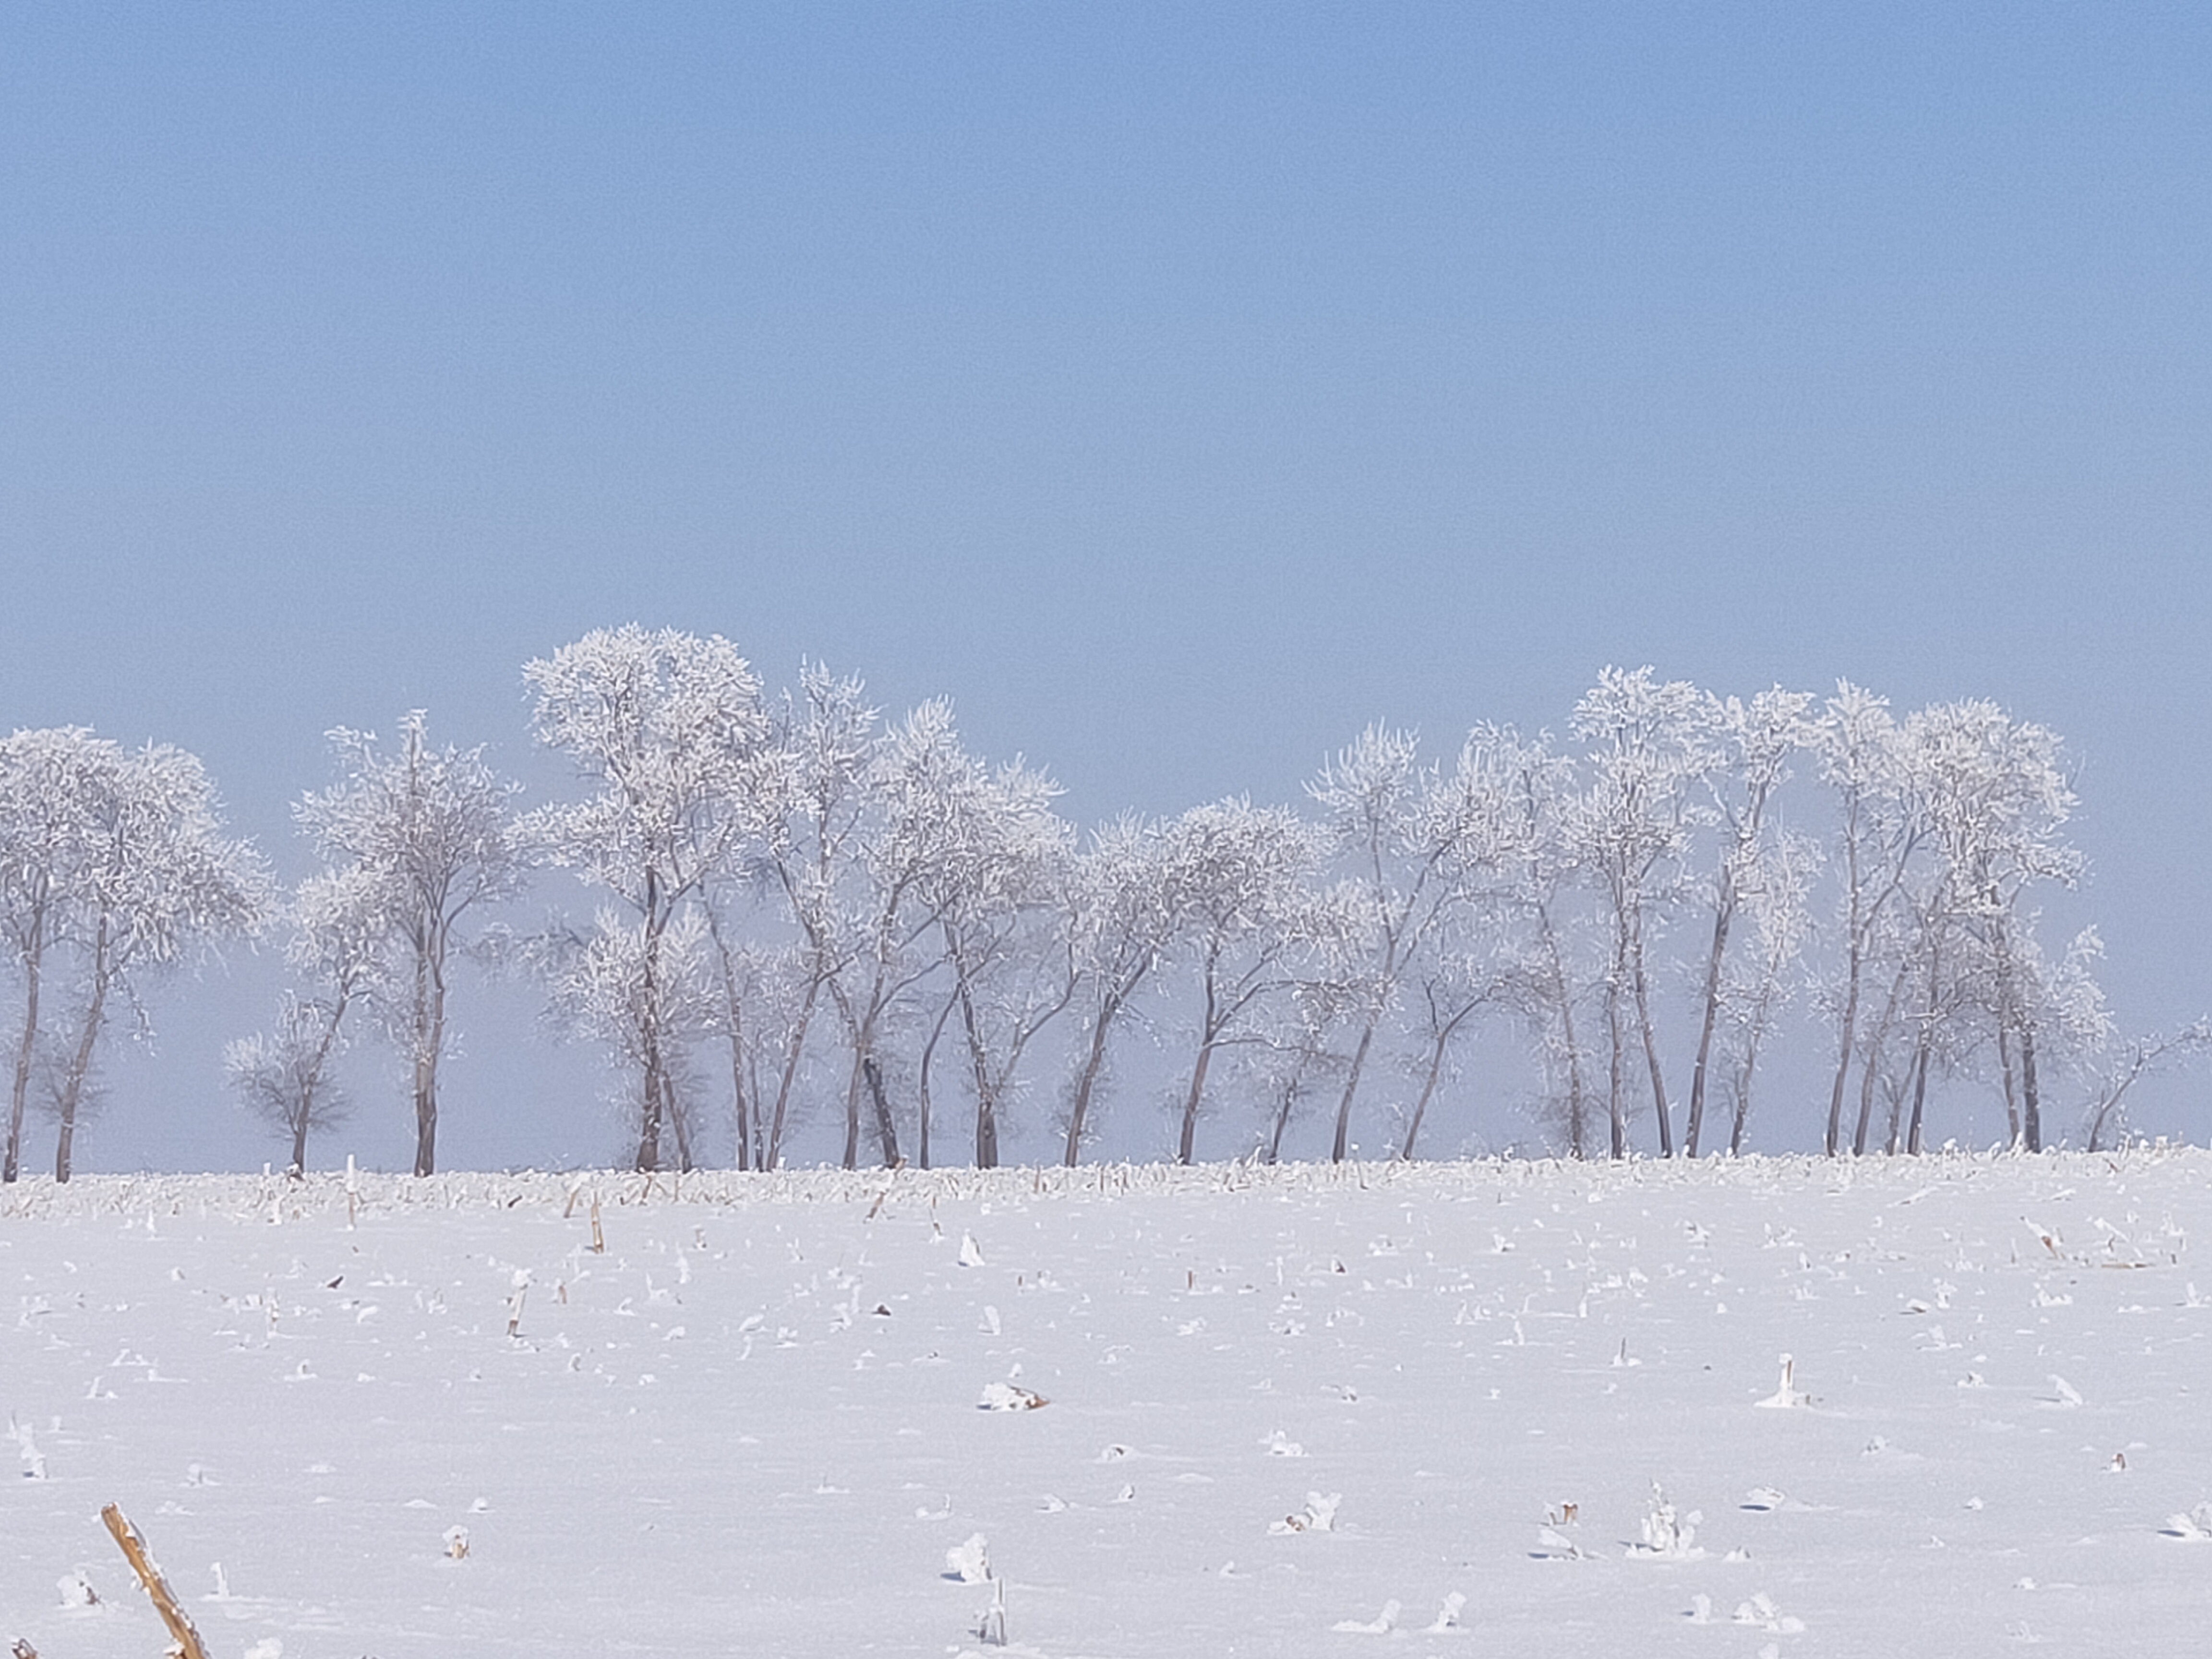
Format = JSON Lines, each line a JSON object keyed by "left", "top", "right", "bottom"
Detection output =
{"left": 5, "top": 1149, "right": 2212, "bottom": 1656}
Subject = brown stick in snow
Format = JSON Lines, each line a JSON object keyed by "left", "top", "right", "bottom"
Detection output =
{"left": 99, "top": 1503, "right": 210, "bottom": 1659}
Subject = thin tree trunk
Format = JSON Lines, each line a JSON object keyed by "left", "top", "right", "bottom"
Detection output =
{"left": 633, "top": 913, "right": 667, "bottom": 1172}
{"left": 1851, "top": 1029, "right": 1882, "bottom": 1155}
{"left": 1901, "top": 945, "right": 1941, "bottom": 1155}
{"left": 959, "top": 978, "right": 997, "bottom": 1168}
{"left": 2020, "top": 1025, "right": 2042, "bottom": 1153}
{"left": 1400, "top": 1036, "right": 1448, "bottom": 1162}
{"left": 53, "top": 918, "right": 110, "bottom": 1185}
{"left": 917, "top": 993, "right": 957, "bottom": 1171}
{"left": 1825, "top": 950, "right": 1863, "bottom": 1157}
{"left": 285, "top": 985, "right": 351, "bottom": 1178}
{"left": 1997, "top": 1023, "right": 2020, "bottom": 1149}
{"left": 1265, "top": 1049, "right": 1310, "bottom": 1164}
{"left": 1178, "top": 1038, "right": 1218, "bottom": 1166}
{"left": 709, "top": 928, "right": 751, "bottom": 1171}
{"left": 634, "top": 1059, "right": 663, "bottom": 1171}
{"left": 1683, "top": 896, "right": 1733, "bottom": 1158}
{"left": 1330, "top": 1019, "right": 1377, "bottom": 1163}
{"left": 1630, "top": 938, "right": 1671, "bottom": 1156}
{"left": 1063, "top": 996, "right": 1121, "bottom": 1168}
{"left": 1904, "top": 1038, "right": 1933, "bottom": 1154}
{"left": 1728, "top": 1051, "right": 1755, "bottom": 1154}
{"left": 667, "top": 1066, "right": 694, "bottom": 1172}
{"left": 1853, "top": 958, "right": 1911, "bottom": 1155}
{"left": 1532, "top": 902, "right": 1588, "bottom": 1159}
{"left": 412, "top": 939, "right": 448, "bottom": 1178}
{"left": 731, "top": 1020, "right": 752, "bottom": 1173}
{"left": 4, "top": 920, "right": 43, "bottom": 1185}
{"left": 840, "top": 1046, "right": 866, "bottom": 1171}
{"left": 1399, "top": 994, "right": 1480, "bottom": 1161}
{"left": 864, "top": 1055, "right": 899, "bottom": 1166}
{"left": 764, "top": 973, "right": 823, "bottom": 1173}
{"left": 1605, "top": 977, "right": 1627, "bottom": 1160}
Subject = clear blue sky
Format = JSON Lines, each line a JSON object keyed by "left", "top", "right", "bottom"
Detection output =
{"left": 3, "top": 6, "right": 2208, "bottom": 1167}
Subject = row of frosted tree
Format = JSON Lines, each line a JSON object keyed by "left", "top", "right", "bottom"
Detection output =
{"left": 1, "top": 626, "right": 2200, "bottom": 1182}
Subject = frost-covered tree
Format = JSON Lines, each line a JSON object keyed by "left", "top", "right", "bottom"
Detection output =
{"left": 225, "top": 995, "right": 352, "bottom": 1176}
{"left": 701, "top": 922, "right": 781, "bottom": 1171}
{"left": 1484, "top": 731, "right": 1600, "bottom": 1158}
{"left": 224, "top": 866, "right": 382, "bottom": 1174}
{"left": 800, "top": 698, "right": 1070, "bottom": 1170}
{"left": 538, "top": 906, "right": 721, "bottom": 1164}
{"left": 2081, "top": 1020, "right": 2212, "bottom": 1152}
{"left": 1681, "top": 687, "right": 1813, "bottom": 1157}
{"left": 749, "top": 664, "right": 880, "bottom": 1170}
{"left": 298, "top": 712, "right": 525, "bottom": 1177}
{"left": 818, "top": 700, "right": 975, "bottom": 1169}
{"left": 1815, "top": 693, "right": 2094, "bottom": 1155}
{"left": 1059, "top": 816, "right": 1178, "bottom": 1166}
{"left": 1164, "top": 799, "right": 1320, "bottom": 1165}
{"left": 523, "top": 627, "right": 767, "bottom": 1172}
{"left": 1909, "top": 699, "right": 2085, "bottom": 1152}
{"left": 1718, "top": 830, "right": 1816, "bottom": 1154}
{"left": 0, "top": 728, "right": 102, "bottom": 1184}
{"left": 1307, "top": 726, "right": 1487, "bottom": 1162}
{"left": 1569, "top": 667, "right": 1714, "bottom": 1158}
{"left": 0, "top": 733, "right": 267, "bottom": 1182}
{"left": 1814, "top": 684, "right": 1930, "bottom": 1157}
{"left": 900, "top": 710, "right": 1075, "bottom": 1169}
{"left": 1247, "top": 968, "right": 1355, "bottom": 1164}
{"left": 1391, "top": 733, "right": 1537, "bottom": 1159}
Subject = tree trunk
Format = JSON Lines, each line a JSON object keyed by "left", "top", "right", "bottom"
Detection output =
{"left": 863, "top": 1055, "right": 899, "bottom": 1166}
{"left": 411, "top": 941, "right": 448, "bottom": 1178}
{"left": 1063, "top": 997, "right": 1120, "bottom": 1168}
{"left": 1852, "top": 959, "right": 1911, "bottom": 1156}
{"left": 1904, "top": 1037, "right": 1933, "bottom": 1155}
{"left": 1178, "top": 1039, "right": 1217, "bottom": 1166}
{"left": 918, "top": 995, "right": 957, "bottom": 1172}
{"left": 1728, "top": 1054, "right": 1754, "bottom": 1155}
{"left": 1996, "top": 1023, "right": 2020, "bottom": 1149}
{"left": 2020, "top": 1024, "right": 2042, "bottom": 1153}
{"left": 633, "top": 1063, "right": 663, "bottom": 1171}
{"left": 1630, "top": 938, "right": 1671, "bottom": 1156}
{"left": 634, "top": 924, "right": 665, "bottom": 1172}
{"left": 764, "top": 973, "right": 823, "bottom": 1173}
{"left": 666, "top": 1067, "right": 694, "bottom": 1172}
{"left": 1265, "top": 1051, "right": 1308, "bottom": 1164}
{"left": 1533, "top": 904, "right": 1588, "bottom": 1159}
{"left": 1683, "top": 895, "right": 1733, "bottom": 1157}
{"left": 53, "top": 917, "right": 110, "bottom": 1185}
{"left": 1400, "top": 993, "right": 1481, "bottom": 1161}
{"left": 839, "top": 961, "right": 895, "bottom": 1172}
{"left": 1604, "top": 978, "right": 1627, "bottom": 1160}
{"left": 838, "top": 1050, "right": 864, "bottom": 1171}
{"left": 1824, "top": 951, "right": 1863, "bottom": 1158}
{"left": 4, "top": 923, "right": 43, "bottom": 1185}
{"left": 959, "top": 980, "right": 998, "bottom": 1169}
{"left": 1330, "top": 1019, "right": 1376, "bottom": 1163}
{"left": 712, "top": 935, "right": 752, "bottom": 1171}
{"left": 731, "top": 1034, "right": 752, "bottom": 1173}
{"left": 1399, "top": 1036, "right": 1447, "bottom": 1161}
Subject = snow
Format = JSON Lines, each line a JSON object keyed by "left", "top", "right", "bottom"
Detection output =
{"left": 5, "top": 1148, "right": 2212, "bottom": 1656}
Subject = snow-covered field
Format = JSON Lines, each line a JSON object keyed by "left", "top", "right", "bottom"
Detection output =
{"left": 6, "top": 1151, "right": 2212, "bottom": 1657}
